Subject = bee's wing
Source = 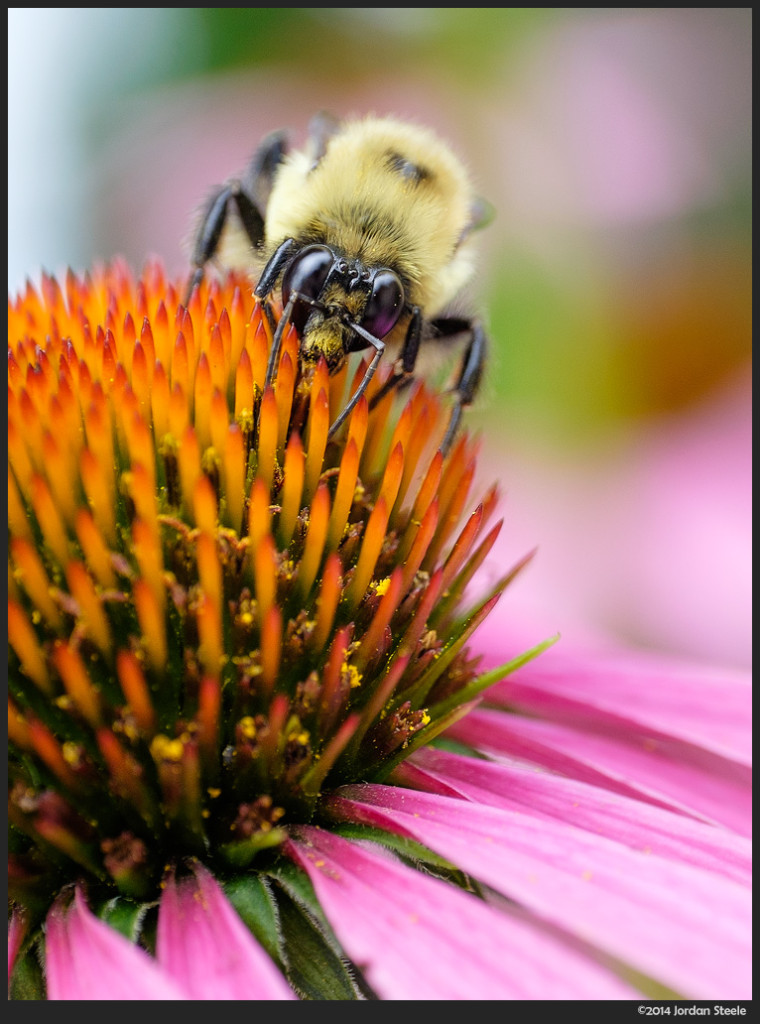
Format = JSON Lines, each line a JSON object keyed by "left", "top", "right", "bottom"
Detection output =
{"left": 307, "top": 110, "right": 342, "bottom": 164}
{"left": 454, "top": 196, "right": 495, "bottom": 251}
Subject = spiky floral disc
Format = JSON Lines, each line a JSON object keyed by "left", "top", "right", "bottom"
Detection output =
{"left": 9, "top": 260, "right": 537, "bottom": 915}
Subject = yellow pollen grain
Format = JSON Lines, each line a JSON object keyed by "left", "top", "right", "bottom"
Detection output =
{"left": 345, "top": 665, "right": 362, "bottom": 689}
{"left": 239, "top": 716, "right": 257, "bottom": 739}
{"left": 62, "top": 741, "right": 80, "bottom": 766}
{"left": 151, "top": 734, "right": 184, "bottom": 762}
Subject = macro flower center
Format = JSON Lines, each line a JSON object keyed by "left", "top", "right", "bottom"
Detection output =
{"left": 9, "top": 261, "right": 528, "bottom": 908}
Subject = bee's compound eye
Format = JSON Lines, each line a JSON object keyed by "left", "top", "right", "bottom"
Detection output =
{"left": 361, "top": 270, "right": 405, "bottom": 339}
{"left": 282, "top": 244, "right": 333, "bottom": 306}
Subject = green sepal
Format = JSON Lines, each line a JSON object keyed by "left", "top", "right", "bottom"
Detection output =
{"left": 223, "top": 873, "right": 282, "bottom": 965}
{"left": 267, "top": 860, "right": 374, "bottom": 996}
{"left": 96, "top": 896, "right": 150, "bottom": 941}
{"left": 329, "top": 821, "right": 456, "bottom": 871}
{"left": 429, "top": 735, "right": 488, "bottom": 758}
{"left": 327, "top": 822, "right": 483, "bottom": 900}
{"left": 273, "top": 885, "right": 365, "bottom": 1000}
{"left": 265, "top": 860, "right": 335, "bottom": 943}
{"left": 9, "top": 943, "right": 45, "bottom": 1001}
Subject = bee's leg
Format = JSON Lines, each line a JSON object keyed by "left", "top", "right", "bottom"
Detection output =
{"left": 367, "top": 307, "right": 423, "bottom": 408}
{"left": 254, "top": 238, "right": 298, "bottom": 301}
{"left": 328, "top": 322, "right": 386, "bottom": 439}
{"left": 432, "top": 316, "right": 488, "bottom": 455}
{"left": 259, "top": 239, "right": 300, "bottom": 386}
{"left": 185, "top": 185, "right": 266, "bottom": 304}
{"left": 242, "top": 129, "right": 288, "bottom": 212}
{"left": 263, "top": 286, "right": 298, "bottom": 390}
{"left": 185, "top": 131, "right": 289, "bottom": 304}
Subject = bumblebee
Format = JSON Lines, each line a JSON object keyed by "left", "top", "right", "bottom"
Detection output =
{"left": 188, "top": 113, "right": 491, "bottom": 452}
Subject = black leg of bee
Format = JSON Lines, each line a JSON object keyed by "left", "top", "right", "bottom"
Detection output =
{"left": 364, "top": 312, "right": 487, "bottom": 454}
{"left": 185, "top": 133, "right": 290, "bottom": 305}
{"left": 185, "top": 183, "right": 266, "bottom": 304}
{"left": 263, "top": 287, "right": 299, "bottom": 390}
{"left": 436, "top": 317, "right": 488, "bottom": 456}
{"left": 257, "top": 238, "right": 301, "bottom": 384}
{"left": 241, "top": 129, "right": 289, "bottom": 212}
{"left": 367, "top": 307, "right": 423, "bottom": 409}
{"left": 254, "top": 238, "right": 299, "bottom": 301}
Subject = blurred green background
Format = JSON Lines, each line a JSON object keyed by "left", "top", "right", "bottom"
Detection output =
{"left": 8, "top": 8, "right": 752, "bottom": 667}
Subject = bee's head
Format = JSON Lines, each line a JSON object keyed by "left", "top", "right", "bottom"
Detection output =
{"left": 280, "top": 244, "right": 406, "bottom": 366}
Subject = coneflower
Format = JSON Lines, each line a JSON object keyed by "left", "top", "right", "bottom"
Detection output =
{"left": 8, "top": 262, "right": 751, "bottom": 1000}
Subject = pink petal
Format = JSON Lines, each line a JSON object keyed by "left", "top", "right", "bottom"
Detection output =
{"left": 156, "top": 862, "right": 294, "bottom": 1000}
{"left": 45, "top": 887, "right": 188, "bottom": 1000}
{"left": 328, "top": 784, "right": 752, "bottom": 999}
{"left": 401, "top": 747, "right": 751, "bottom": 884}
{"left": 450, "top": 708, "right": 752, "bottom": 836}
{"left": 286, "top": 826, "right": 637, "bottom": 999}
{"left": 483, "top": 638, "right": 752, "bottom": 766}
